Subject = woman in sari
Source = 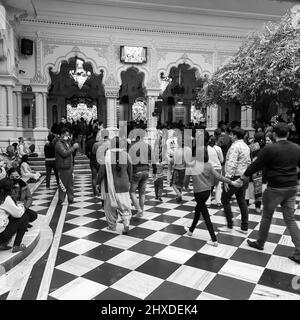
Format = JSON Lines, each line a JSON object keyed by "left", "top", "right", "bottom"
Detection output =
{"left": 97, "top": 136, "right": 132, "bottom": 235}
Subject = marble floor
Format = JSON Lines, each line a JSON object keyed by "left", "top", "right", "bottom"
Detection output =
{"left": 1, "top": 174, "right": 300, "bottom": 300}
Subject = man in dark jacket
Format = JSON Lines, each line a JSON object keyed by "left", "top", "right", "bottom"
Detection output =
{"left": 240, "top": 122, "right": 300, "bottom": 264}
{"left": 55, "top": 128, "right": 79, "bottom": 205}
{"left": 44, "top": 133, "right": 59, "bottom": 188}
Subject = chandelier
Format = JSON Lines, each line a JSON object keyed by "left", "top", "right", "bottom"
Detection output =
{"left": 69, "top": 58, "right": 91, "bottom": 89}
{"left": 171, "top": 67, "right": 185, "bottom": 96}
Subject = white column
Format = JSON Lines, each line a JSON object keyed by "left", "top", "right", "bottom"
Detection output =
{"left": 206, "top": 104, "right": 218, "bottom": 133}
{"left": 241, "top": 105, "right": 253, "bottom": 130}
{"left": 6, "top": 86, "right": 14, "bottom": 127}
{"left": 0, "top": 86, "right": 7, "bottom": 127}
{"left": 16, "top": 91, "right": 23, "bottom": 128}
{"left": 34, "top": 92, "right": 43, "bottom": 128}
{"left": 146, "top": 95, "right": 157, "bottom": 130}
{"left": 42, "top": 92, "right": 48, "bottom": 129}
{"left": 105, "top": 90, "right": 119, "bottom": 136}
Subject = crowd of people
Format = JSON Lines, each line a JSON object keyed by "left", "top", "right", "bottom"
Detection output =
{"left": 0, "top": 114, "right": 300, "bottom": 265}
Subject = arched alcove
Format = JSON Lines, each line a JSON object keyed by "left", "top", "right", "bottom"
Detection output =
{"left": 47, "top": 57, "right": 106, "bottom": 128}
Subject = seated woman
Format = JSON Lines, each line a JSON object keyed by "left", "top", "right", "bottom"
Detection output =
{"left": 0, "top": 158, "right": 6, "bottom": 180}
{"left": 7, "top": 168, "right": 38, "bottom": 228}
{"left": 20, "top": 155, "right": 41, "bottom": 182}
{"left": 0, "top": 178, "right": 29, "bottom": 252}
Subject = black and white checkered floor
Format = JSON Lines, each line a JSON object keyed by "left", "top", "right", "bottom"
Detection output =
{"left": 8, "top": 174, "right": 300, "bottom": 300}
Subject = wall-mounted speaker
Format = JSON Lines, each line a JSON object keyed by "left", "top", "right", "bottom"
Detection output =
{"left": 21, "top": 39, "right": 33, "bottom": 55}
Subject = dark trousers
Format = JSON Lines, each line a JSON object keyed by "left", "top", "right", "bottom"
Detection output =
{"left": 25, "top": 208, "right": 38, "bottom": 223}
{"left": 258, "top": 186, "right": 300, "bottom": 259}
{"left": 90, "top": 164, "right": 99, "bottom": 195}
{"left": 154, "top": 177, "right": 163, "bottom": 198}
{"left": 45, "top": 160, "right": 59, "bottom": 188}
{"left": 0, "top": 213, "right": 29, "bottom": 246}
{"left": 221, "top": 177, "right": 249, "bottom": 231}
{"left": 58, "top": 168, "right": 74, "bottom": 204}
{"left": 190, "top": 190, "right": 217, "bottom": 242}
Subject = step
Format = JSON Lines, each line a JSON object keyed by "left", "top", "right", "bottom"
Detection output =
{"left": 0, "top": 222, "right": 41, "bottom": 276}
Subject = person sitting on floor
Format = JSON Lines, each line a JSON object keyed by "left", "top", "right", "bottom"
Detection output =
{"left": 0, "top": 178, "right": 29, "bottom": 252}
{"left": 20, "top": 155, "right": 41, "bottom": 183}
{"left": 3, "top": 146, "right": 21, "bottom": 170}
{"left": 0, "top": 158, "right": 6, "bottom": 180}
{"left": 7, "top": 168, "right": 38, "bottom": 229}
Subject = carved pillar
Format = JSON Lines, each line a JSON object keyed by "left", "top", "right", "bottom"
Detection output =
{"left": 206, "top": 104, "right": 218, "bottom": 133}
{"left": 42, "top": 92, "right": 48, "bottom": 129}
{"left": 34, "top": 92, "right": 43, "bottom": 128}
{"left": 6, "top": 86, "right": 14, "bottom": 127}
{"left": 241, "top": 105, "right": 253, "bottom": 130}
{"left": 13, "top": 86, "right": 23, "bottom": 129}
{"left": 16, "top": 91, "right": 23, "bottom": 128}
{"left": 105, "top": 89, "right": 119, "bottom": 135}
{"left": 0, "top": 85, "right": 7, "bottom": 127}
{"left": 146, "top": 91, "right": 160, "bottom": 130}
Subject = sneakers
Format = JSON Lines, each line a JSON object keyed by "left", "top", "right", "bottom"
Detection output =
{"left": 12, "top": 244, "right": 27, "bottom": 253}
{"left": 122, "top": 225, "right": 129, "bottom": 235}
{"left": 136, "top": 211, "right": 143, "bottom": 218}
{"left": 184, "top": 226, "right": 193, "bottom": 236}
{"left": 235, "top": 227, "right": 248, "bottom": 235}
{"left": 247, "top": 239, "right": 264, "bottom": 250}
{"left": 218, "top": 226, "right": 233, "bottom": 233}
{"left": 176, "top": 196, "right": 182, "bottom": 203}
{"left": 107, "top": 225, "right": 117, "bottom": 232}
{"left": 255, "top": 207, "right": 261, "bottom": 214}
{"left": 207, "top": 240, "right": 218, "bottom": 247}
{"left": 288, "top": 256, "right": 300, "bottom": 265}
{"left": 0, "top": 243, "right": 11, "bottom": 251}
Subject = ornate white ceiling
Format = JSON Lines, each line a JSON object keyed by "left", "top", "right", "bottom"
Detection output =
{"left": 3, "top": 0, "right": 294, "bottom": 19}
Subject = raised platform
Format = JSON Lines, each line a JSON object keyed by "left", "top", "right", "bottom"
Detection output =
{"left": 29, "top": 153, "right": 91, "bottom": 175}
{"left": 0, "top": 216, "right": 42, "bottom": 277}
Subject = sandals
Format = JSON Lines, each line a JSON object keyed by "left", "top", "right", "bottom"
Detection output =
{"left": 12, "top": 244, "right": 27, "bottom": 253}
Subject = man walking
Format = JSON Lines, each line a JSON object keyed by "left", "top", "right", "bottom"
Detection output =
{"left": 55, "top": 128, "right": 79, "bottom": 205}
{"left": 219, "top": 128, "right": 251, "bottom": 234}
{"left": 240, "top": 122, "right": 300, "bottom": 264}
{"left": 129, "top": 130, "right": 156, "bottom": 217}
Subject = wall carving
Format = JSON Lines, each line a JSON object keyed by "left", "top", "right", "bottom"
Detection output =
{"left": 30, "top": 71, "right": 48, "bottom": 85}
{"left": 104, "top": 73, "right": 119, "bottom": 88}
{"left": 105, "top": 90, "right": 119, "bottom": 98}
{"left": 44, "top": 43, "right": 59, "bottom": 56}
{"left": 20, "top": 18, "right": 246, "bottom": 40}
{"left": 94, "top": 47, "right": 109, "bottom": 59}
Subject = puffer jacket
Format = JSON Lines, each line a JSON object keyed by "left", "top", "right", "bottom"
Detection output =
{"left": 55, "top": 138, "right": 76, "bottom": 170}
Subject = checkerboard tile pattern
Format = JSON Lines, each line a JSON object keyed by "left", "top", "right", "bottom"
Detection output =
{"left": 41, "top": 174, "right": 300, "bottom": 300}
{"left": 30, "top": 177, "right": 58, "bottom": 216}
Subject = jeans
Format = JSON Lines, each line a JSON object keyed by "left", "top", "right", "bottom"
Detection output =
{"left": 257, "top": 186, "right": 300, "bottom": 259}
{"left": 90, "top": 163, "right": 99, "bottom": 195}
{"left": 221, "top": 177, "right": 249, "bottom": 230}
{"left": 0, "top": 213, "right": 29, "bottom": 246}
{"left": 58, "top": 168, "right": 74, "bottom": 204}
{"left": 45, "top": 160, "right": 59, "bottom": 188}
{"left": 190, "top": 190, "right": 217, "bottom": 242}
{"left": 130, "top": 171, "right": 149, "bottom": 195}
{"left": 154, "top": 177, "right": 163, "bottom": 198}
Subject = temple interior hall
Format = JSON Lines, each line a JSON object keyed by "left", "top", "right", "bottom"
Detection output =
{"left": 0, "top": 0, "right": 300, "bottom": 302}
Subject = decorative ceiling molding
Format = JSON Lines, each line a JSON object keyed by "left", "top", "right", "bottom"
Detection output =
{"left": 20, "top": 18, "right": 247, "bottom": 40}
